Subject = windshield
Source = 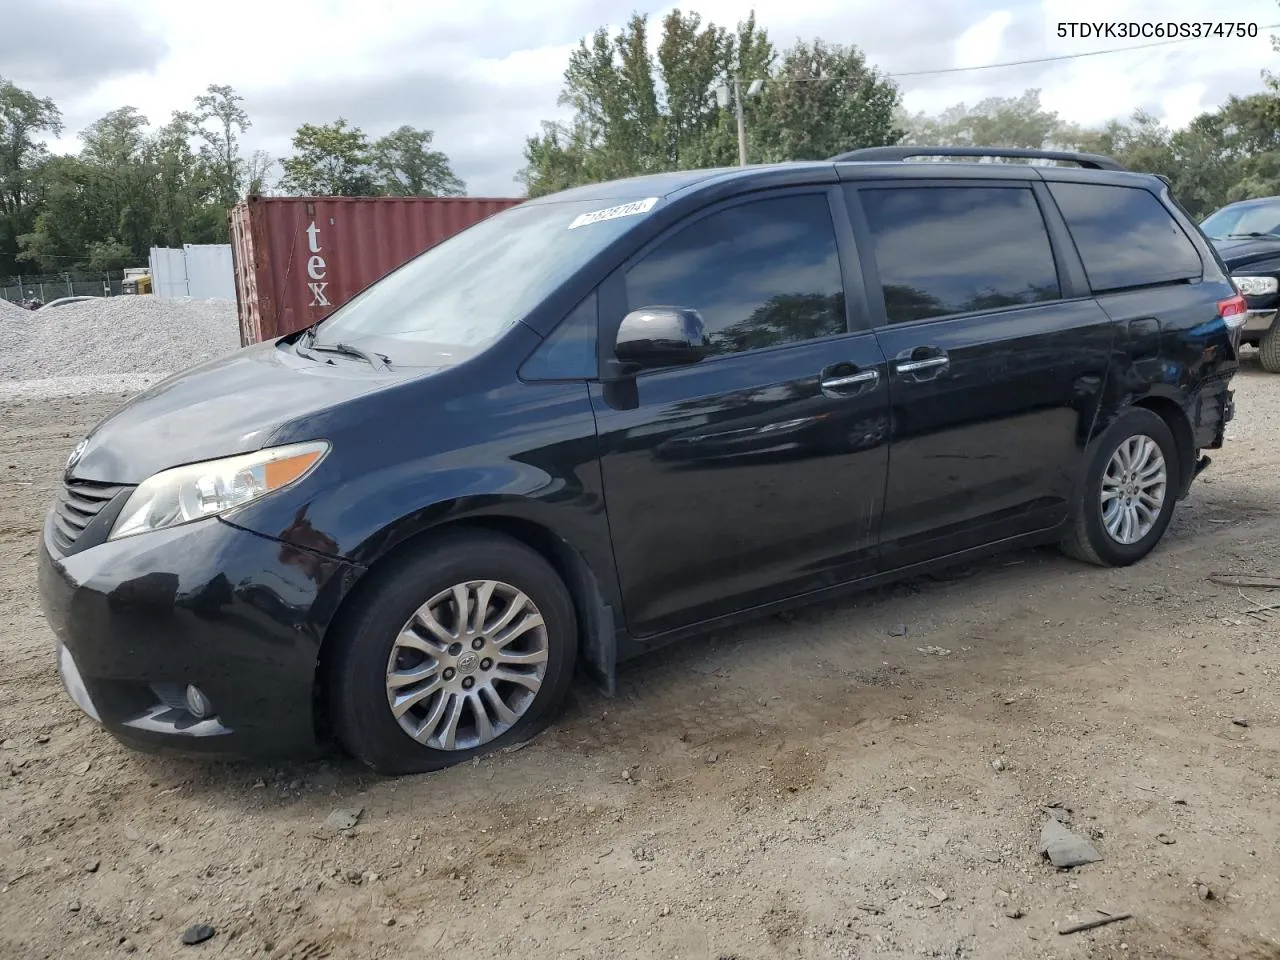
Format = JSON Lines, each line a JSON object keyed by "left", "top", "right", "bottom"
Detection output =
{"left": 311, "top": 196, "right": 660, "bottom": 364}
{"left": 1201, "top": 198, "right": 1280, "bottom": 240}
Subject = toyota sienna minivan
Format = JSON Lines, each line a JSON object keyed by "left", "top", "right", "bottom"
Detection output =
{"left": 38, "top": 146, "right": 1242, "bottom": 775}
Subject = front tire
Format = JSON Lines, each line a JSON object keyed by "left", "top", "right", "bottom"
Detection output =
{"left": 327, "top": 530, "right": 577, "bottom": 775}
{"left": 1060, "top": 408, "right": 1179, "bottom": 567}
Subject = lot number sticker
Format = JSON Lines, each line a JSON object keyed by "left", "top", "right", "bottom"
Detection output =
{"left": 568, "top": 197, "right": 659, "bottom": 230}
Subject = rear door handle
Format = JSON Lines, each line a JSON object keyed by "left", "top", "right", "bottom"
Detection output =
{"left": 896, "top": 356, "right": 948, "bottom": 374}
{"left": 822, "top": 369, "right": 879, "bottom": 389}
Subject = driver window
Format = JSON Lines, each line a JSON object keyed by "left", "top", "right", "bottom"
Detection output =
{"left": 623, "top": 194, "right": 847, "bottom": 357}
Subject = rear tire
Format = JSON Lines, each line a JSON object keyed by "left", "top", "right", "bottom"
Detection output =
{"left": 1060, "top": 408, "right": 1179, "bottom": 568}
{"left": 327, "top": 530, "right": 577, "bottom": 775}
{"left": 1259, "top": 322, "right": 1280, "bottom": 373}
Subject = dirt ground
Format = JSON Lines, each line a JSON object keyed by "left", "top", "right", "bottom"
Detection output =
{"left": 2, "top": 361, "right": 1278, "bottom": 960}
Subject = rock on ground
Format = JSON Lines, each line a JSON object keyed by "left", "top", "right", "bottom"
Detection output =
{"left": 1039, "top": 819, "right": 1103, "bottom": 868}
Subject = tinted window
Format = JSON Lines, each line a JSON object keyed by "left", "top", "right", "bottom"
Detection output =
{"left": 520, "top": 292, "right": 598, "bottom": 380}
{"left": 1048, "top": 182, "right": 1202, "bottom": 293}
{"left": 624, "top": 194, "right": 845, "bottom": 357}
{"left": 860, "top": 186, "right": 1061, "bottom": 325}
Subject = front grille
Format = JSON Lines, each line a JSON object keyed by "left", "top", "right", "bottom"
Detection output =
{"left": 52, "top": 480, "right": 129, "bottom": 553}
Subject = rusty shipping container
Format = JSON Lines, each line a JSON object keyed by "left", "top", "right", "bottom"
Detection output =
{"left": 229, "top": 195, "right": 523, "bottom": 345}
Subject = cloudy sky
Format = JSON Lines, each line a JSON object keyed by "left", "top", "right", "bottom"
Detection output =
{"left": 8, "top": 0, "right": 1279, "bottom": 196}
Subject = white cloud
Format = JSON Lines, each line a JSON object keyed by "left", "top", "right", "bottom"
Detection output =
{"left": 956, "top": 10, "right": 1015, "bottom": 69}
{"left": 12, "top": 0, "right": 1280, "bottom": 195}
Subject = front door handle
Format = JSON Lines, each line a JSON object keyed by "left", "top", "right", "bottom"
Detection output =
{"left": 822, "top": 369, "right": 879, "bottom": 390}
{"left": 896, "top": 356, "right": 948, "bottom": 374}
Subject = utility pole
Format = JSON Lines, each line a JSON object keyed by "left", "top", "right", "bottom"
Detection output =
{"left": 713, "top": 77, "right": 763, "bottom": 167}
{"left": 733, "top": 77, "right": 747, "bottom": 167}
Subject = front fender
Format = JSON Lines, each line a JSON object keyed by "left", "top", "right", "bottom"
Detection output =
{"left": 224, "top": 377, "right": 620, "bottom": 614}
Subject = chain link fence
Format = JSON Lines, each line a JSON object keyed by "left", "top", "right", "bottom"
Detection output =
{"left": 1, "top": 271, "right": 128, "bottom": 304}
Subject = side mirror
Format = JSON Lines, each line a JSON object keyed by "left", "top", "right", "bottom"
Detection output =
{"left": 614, "top": 306, "right": 711, "bottom": 369}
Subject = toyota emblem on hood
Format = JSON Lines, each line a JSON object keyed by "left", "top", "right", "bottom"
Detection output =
{"left": 65, "top": 439, "right": 87, "bottom": 477}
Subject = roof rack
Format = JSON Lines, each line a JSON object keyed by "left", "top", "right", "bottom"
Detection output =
{"left": 829, "top": 146, "right": 1128, "bottom": 172}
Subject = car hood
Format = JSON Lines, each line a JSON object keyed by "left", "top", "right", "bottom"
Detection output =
{"left": 1209, "top": 236, "right": 1280, "bottom": 269}
{"left": 68, "top": 340, "right": 429, "bottom": 484}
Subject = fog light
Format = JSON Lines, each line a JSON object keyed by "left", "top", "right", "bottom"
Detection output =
{"left": 184, "top": 684, "right": 212, "bottom": 719}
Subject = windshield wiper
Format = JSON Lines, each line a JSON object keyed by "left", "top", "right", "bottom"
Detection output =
{"left": 1224, "top": 232, "right": 1280, "bottom": 239}
{"left": 311, "top": 341, "right": 391, "bottom": 371}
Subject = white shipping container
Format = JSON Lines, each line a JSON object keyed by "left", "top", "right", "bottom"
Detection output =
{"left": 148, "top": 244, "right": 235, "bottom": 301}
{"left": 149, "top": 247, "right": 188, "bottom": 298}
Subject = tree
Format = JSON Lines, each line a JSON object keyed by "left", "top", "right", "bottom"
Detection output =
{"left": 517, "top": 121, "right": 590, "bottom": 197}
{"left": 899, "top": 89, "right": 1074, "bottom": 150}
{"left": 19, "top": 106, "right": 166, "bottom": 270}
{"left": 1064, "top": 93, "right": 1280, "bottom": 218}
{"left": 1168, "top": 112, "right": 1235, "bottom": 217}
{"left": 279, "top": 118, "right": 377, "bottom": 196}
{"left": 86, "top": 237, "right": 132, "bottom": 271}
{"left": 654, "top": 9, "right": 739, "bottom": 170}
{"left": 1265, "top": 7, "right": 1280, "bottom": 91}
{"left": 518, "top": 9, "right": 902, "bottom": 196}
{"left": 1073, "top": 110, "right": 1176, "bottom": 174}
{"left": 245, "top": 149, "right": 276, "bottom": 195}
{"left": 150, "top": 110, "right": 215, "bottom": 246}
{"left": 552, "top": 13, "right": 667, "bottom": 184}
{"left": 0, "top": 77, "right": 63, "bottom": 275}
{"left": 658, "top": 10, "right": 774, "bottom": 169}
{"left": 194, "top": 84, "right": 249, "bottom": 206}
{"left": 520, "top": 9, "right": 780, "bottom": 189}
{"left": 79, "top": 107, "right": 156, "bottom": 260}
{"left": 80, "top": 106, "right": 149, "bottom": 166}
{"left": 371, "top": 125, "right": 465, "bottom": 196}
{"left": 893, "top": 84, "right": 1280, "bottom": 219}
{"left": 1217, "top": 92, "right": 1280, "bottom": 202}
{"left": 751, "top": 39, "right": 902, "bottom": 162}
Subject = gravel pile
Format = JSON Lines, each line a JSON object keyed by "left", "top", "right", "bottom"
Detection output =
{"left": 0, "top": 296, "right": 241, "bottom": 398}
{"left": 0, "top": 297, "right": 30, "bottom": 318}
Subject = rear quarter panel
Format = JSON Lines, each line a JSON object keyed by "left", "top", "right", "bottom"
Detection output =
{"left": 1038, "top": 169, "right": 1239, "bottom": 458}
{"left": 1094, "top": 280, "right": 1238, "bottom": 461}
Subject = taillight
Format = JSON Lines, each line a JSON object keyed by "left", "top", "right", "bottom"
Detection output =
{"left": 1219, "top": 293, "right": 1248, "bottom": 330}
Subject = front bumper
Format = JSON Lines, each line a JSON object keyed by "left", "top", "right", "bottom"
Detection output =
{"left": 37, "top": 512, "right": 360, "bottom": 760}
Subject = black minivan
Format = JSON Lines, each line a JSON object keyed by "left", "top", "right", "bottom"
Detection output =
{"left": 38, "top": 147, "right": 1243, "bottom": 775}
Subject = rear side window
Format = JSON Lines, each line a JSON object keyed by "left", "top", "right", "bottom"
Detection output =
{"left": 624, "top": 194, "right": 846, "bottom": 356}
{"left": 1047, "top": 182, "right": 1202, "bottom": 293}
{"left": 860, "top": 186, "right": 1061, "bottom": 325}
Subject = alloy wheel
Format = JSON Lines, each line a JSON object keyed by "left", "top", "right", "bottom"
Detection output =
{"left": 384, "top": 580, "right": 549, "bottom": 750}
{"left": 1099, "top": 434, "right": 1168, "bottom": 546}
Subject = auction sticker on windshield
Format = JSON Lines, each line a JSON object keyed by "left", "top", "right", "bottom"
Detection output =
{"left": 568, "top": 197, "right": 659, "bottom": 230}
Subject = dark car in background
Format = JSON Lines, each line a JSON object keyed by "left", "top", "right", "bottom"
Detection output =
{"left": 38, "top": 146, "right": 1242, "bottom": 776}
{"left": 1201, "top": 195, "right": 1280, "bottom": 371}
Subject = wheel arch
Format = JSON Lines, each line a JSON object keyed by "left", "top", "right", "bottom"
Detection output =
{"left": 1092, "top": 380, "right": 1196, "bottom": 500}
{"left": 1129, "top": 393, "right": 1195, "bottom": 499}
{"left": 314, "top": 512, "right": 621, "bottom": 739}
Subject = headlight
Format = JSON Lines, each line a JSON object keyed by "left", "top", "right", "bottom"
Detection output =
{"left": 109, "top": 441, "right": 329, "bottom": 540}
{"left": 1232, "top": 275, "right": 1278, "bottom": 297}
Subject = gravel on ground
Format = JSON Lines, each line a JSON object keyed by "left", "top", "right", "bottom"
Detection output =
{"left": 0, "top": 297, "right": 31, "bottom": 318}
{"left": 0, "top": 295, "right": 239, "bottom": 387}
{"left": 0, "top": 356, "right": 1277, "bottom": 959}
